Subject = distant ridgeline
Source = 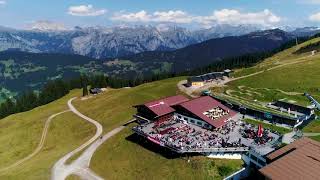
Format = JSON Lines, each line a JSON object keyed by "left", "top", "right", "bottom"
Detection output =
{"left": 0, "top": 33, "right": 318, "bottom": 119}
{"left": 294, "top": 33, "right": 320, "bottom": 54}
{"left": 121, "top": 29, "right": 297, "bottom": 72}
{"left": 183, "top": 36, "right": 312, "bottom": 76}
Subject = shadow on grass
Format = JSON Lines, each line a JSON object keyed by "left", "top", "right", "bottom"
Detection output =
{"left": 125, "top": 133, "right": 201, "bottom": 159}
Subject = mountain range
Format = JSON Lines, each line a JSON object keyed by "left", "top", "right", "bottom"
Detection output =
{"left": 1, "top": 24, "right": 318, "bottom": 59}
{"left": 121, "top": 29, "right": 294, "bottom": 71}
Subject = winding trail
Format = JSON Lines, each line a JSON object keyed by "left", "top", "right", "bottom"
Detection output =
{"left": 0, "top": 110, "right": 70, "bottom": 173}
{"left": 71, "top": 126, "right": 125, "bottom": 179}
{"left": 51, "top": 97, "right": 103, "bottom": 180}
{"left": 231, "top": 56, "right": 312, "bottom": 82}
{"left": 51, "top": 97, "right": 125, "bottom": 180}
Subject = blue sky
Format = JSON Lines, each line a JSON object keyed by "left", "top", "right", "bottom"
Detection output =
{"left": 1, "top": 0, "right": 320, "bottom": 29}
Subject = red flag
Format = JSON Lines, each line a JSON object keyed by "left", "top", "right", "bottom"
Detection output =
{"left": 257, "top": 124, "right": 263, "bottom": 138}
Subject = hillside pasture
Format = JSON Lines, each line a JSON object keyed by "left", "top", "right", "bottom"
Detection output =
{"left": 227, "top": 54, "right": 320, "bottom": 106}
{"left": 0, "top": 90, "right": 96, "bottom": 180}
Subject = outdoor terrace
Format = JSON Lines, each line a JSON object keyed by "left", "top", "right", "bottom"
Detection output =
{"left": 132, "top": 115, "right": 280, "bottom": 155}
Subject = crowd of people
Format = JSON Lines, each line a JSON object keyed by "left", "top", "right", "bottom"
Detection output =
{"left": 134, "top": 115, "right": 279, "bottom": 153}
{"left": 213, "top": 119, "right": 237, "bottom": 135}
{"left": 135, "top": 118, "right": 246, "bottom": 152}
{"left": 240, "top": 123, "right": 275, "bottom": 145}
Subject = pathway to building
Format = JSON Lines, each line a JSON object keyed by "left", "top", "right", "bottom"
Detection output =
{"left": 70, "top": 126, "right": 125, "bottom": 179}
{"left": 51, "top": 97, "right": 103, "bottom": 180}
{"left": 0, "top": 110, "right": 70, "bottom": 173}
{"left": 51, "top": 97, "right": 125, "bottom": 180}
{"left": 282, "top": 132, "right": 320, "bottom": 144}
{"left": 282, "top": 132, "right": 296, "bottom": 144}
{"left": 303, "top": 133, "right": 320, "bottom": 137}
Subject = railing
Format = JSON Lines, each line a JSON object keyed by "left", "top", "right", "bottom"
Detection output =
{"left": 133, "top": 114, "right": 151, "bottom": 124}
{"left": 224, "top": 167, "right": 247, "bottom": 180}
{"left": 268, "top": 138, "right": 282, "bottom": 149}
{"left": 305, "top": 93, "right": 320, "bottom": 110}
{"left": 132, "top": 126, "right": 147, "bottom": 135}
{"left": 180, "top": 147, "right": 249, "bottom": 153}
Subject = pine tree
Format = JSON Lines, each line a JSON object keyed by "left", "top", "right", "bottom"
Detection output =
{"left": 82, "top": 85, "right": 88, "bottom": 97}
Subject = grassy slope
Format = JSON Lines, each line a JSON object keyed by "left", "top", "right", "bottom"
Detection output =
{"left": 0, "top": 90, "right": 96, "bottom": 179}
{"left": 0, "top": 90, "right": 78, "bottom": 168}
{"left": 91, "top": 125, "right": 243, "bottom": 180}
{"left": 310, "top": 135, "right": 320, "bottom": 141}
{"left": 232, "top": 37, "right": 320, "bottom": 78}
{"left": 302, "top": 119, "right": 320, "bottom": 133}
{"left": 228, "top": 38, "right": 320, "bottom": 106}
{"left": 72, "top": 77, "right": 243, "bottom": 179}
{"left": 73, "top": 77, "right": 187, "bottom": 132}
{"left": 230, "top": 57, "right": 320, "bottom": 95}
{"left": 303, "top": 119, "right": 320, "bottom": 141}
{"left": 66, "top": 174, "right": 81, "bottom": 180}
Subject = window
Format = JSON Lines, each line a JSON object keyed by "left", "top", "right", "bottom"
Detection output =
{"left": 178, "top": 115, "right": 182, "bottom": 118}
{"left": 250, "top": 154, "right": 258, "bottom": 161}
{"left": 258, "top": 159, "right": 266, "bottom": 166}
{"left": 197, "top": 121, "right": 203, "bottom": 126}
{"left": 190, "top": 120, "right": 195, "bottom": 123}
{"left": 184, "top": 117, "right": 188, "bottom": 120}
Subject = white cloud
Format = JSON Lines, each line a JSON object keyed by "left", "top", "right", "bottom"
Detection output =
{"left": 199, "top": 9, "right": 281, "bottom": 27}
{"left": 111, "top": 10, "right": 151, "bottom": 22}
{"left": 68, "top": 4, "right": 106, "bottom": 16}
{"left": 309, "top": 12, "right": 320, "bottom": 21}
{"left": 153, "top": 10, "right": 194, "bottom": 23}
{"left": 111, "top": 10, "right": 194, "bottom": 24}
{"left": 111, "top": 9, "right": 281, "bottom": 28}
{"left": 0, "top": 0, "right": 6, "bottom": 5}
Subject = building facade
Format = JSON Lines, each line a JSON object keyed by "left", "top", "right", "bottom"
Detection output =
{"left": 187, "top": 69, "right": 232, "bottom": 87}
{"left": 134, "top": 95, "right": 237, "bottom": 130}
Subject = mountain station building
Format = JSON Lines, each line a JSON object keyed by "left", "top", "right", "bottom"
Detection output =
{"left": 187, "top": 69, "right": 232, "bottom": 87}
{"left": 134, "top": 95, "right": 236, "bottom": 130}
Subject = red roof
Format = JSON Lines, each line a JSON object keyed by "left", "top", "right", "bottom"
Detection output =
{"left": 144, "top": 95, "right": 189, "bottom": 117}
{"left": 260, "top": 137, "right": 320, "bottom": 180}
{"left": 178, "top": 96, "right": 236, "bottom": 128}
